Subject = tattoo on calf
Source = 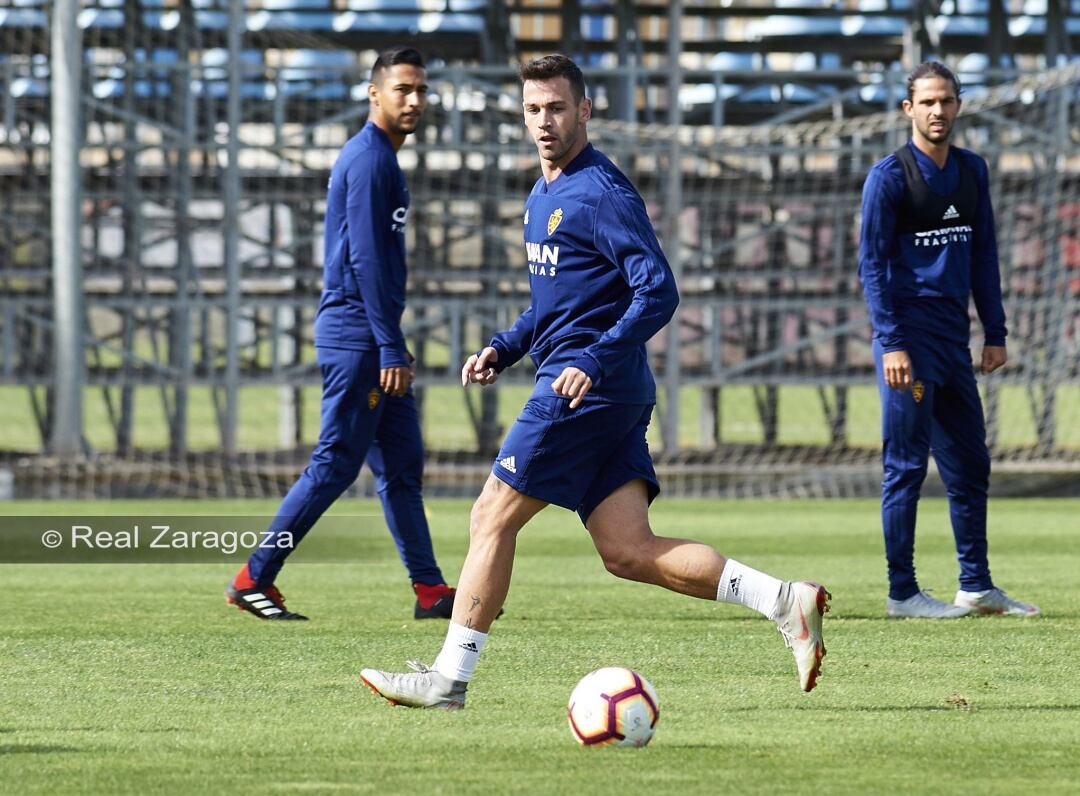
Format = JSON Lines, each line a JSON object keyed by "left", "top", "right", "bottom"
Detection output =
{"left": 470, "top": 596, "right": 481, "bottom": 611}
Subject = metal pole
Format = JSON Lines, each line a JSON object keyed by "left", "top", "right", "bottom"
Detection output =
{"left": 222, "top": 0, "right": 243, "bottom": 457}
{"left": 169, "top": 1, "right": 196, "bottom": 456}
{"left": 117, "top": 0, "right": 139, "bottom": 455}
{"left": 662, "top": 0, "right": 683, "bottom": 453}
{"left": 1038, "top": 78, "right": 1070, "bottom": 452}
{"left": 50, "top": 0, "right": 83, "bottom": 455}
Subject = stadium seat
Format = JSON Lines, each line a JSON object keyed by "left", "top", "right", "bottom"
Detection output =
{"left": 279, "top": 49, "right": 354, "bottom": 100}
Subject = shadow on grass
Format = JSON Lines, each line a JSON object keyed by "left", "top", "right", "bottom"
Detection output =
{"left": 0, "top": 744, "right": 83, "bottom": 754}
{"left": 792, "top": 704, "right": 1080, "bottom": 712}
{"left": 836, "top": 612, "right": 1077, "bottom": 621}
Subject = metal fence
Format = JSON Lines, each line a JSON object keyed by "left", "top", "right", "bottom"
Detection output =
{"left": 1, "top": 6, "right": 1077, "bottom": 497}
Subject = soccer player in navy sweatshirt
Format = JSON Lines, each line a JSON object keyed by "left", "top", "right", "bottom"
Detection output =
{"left": 361, "top": 54, "right": 831, "bottom": 708}
{"left": 859, "top": 61, "right": 1039, "bottom": 619}
{"left": 225, "top": 47, "right": 457, "bottom": 621}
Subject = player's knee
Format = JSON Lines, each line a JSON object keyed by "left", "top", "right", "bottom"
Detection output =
{"left": 375, "top": 467, "right": 422, "bottom": 494}
{"left": 884, "top": 462, "right": 928, "bottom": 494}
{"left": 595, "top": 535, "right": 652, "bottom": 582}
{"left": 601, "top": 554, "right": 641, "bottom": 581}
{"left": 947, "top": 451, "right": 990, "bottom": 494}
{"left": 468, "top": 494, "right": 520, "bottom": 545}
{"left": 305, "top": 450, "right": 362, "bottom": 490}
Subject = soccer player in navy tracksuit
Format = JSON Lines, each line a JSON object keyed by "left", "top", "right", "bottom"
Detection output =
{"left": 859, "top": 61, "right": 1040, "bottom": 619}
{"left": 361, "top": 55, "right": 832, "bottom": 709}
{"left": 225, "top": 48, "right": 457, "bottom": 621}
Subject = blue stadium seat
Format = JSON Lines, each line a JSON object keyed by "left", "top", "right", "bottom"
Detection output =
{"left": 935, "top": 16, "right": 988, "bottom": 36}
{"left": 942, "top": 0, "right": 989, "bottom": 12}
{"left": 193, "top": 48, "right": 274, "bottom": 101}
{"left": 260, "top": 0, "right": 338, "bottom": 8}
{"left": 343, "top": 1, "right": 488, "bottom": 10}
{"left": 89, "top": 48, "right": 177, "bottom": 100}
{"left": 0, "top": 9, "right": 47, "bottom": 28}
{"left": 330, "top": 12, "right": 483, "bottom": 34}
{"left": 839, "top": 16, "right": 906, "bottom": 37}
{"left": 4, "top": 52, "right": 47, "bottom": 98}
{"left": 747, "top": 16, "right": 844, "bottom": 39}
{"left": 680, "top": 52, "right": 762, "bottom": 110}
{"left": 956, "top": 52, "right": 989, "bottom": 87}
{"left": 279, "top": 49, "right": 354, "bottom": 100}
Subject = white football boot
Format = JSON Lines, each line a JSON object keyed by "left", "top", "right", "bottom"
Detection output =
{"left": 886, "top": 590, "right": 971, "bottom": 619}
{"left": 955, "top": 587, "right": 1041, "bottom": 616}
{"left": 774, "top": 581, "right": 831, "bottom": 693}
{"left": 360, "top": 660, "right": 467, "bottom": 710}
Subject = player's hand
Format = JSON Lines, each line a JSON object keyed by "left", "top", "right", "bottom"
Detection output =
{"left": 552, "top": 367, "right": 593, "bottom": 409}
{"left": 380, "top": 366, "right": 410, "bottom": 397}
{"left": 462, "top": 347, "right": 499, "bottom": 387}
{"left": 882, "top": 350, "right": 913, "bottom": 392}
{"left": 980, "top": 345, "right": 1007, "bottom": 374}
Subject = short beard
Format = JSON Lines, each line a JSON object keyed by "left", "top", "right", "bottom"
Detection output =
{"left": 539, "top": 124, "right": 577, "bottom": 164}
{"left": 921, "top": 123, "right": 951, "bottom": 143}
{"left": 389, "top": 118, "right": 419, "bottom": 138}
{"left": 541, "top": 140, "right": 572, "bottom": 163}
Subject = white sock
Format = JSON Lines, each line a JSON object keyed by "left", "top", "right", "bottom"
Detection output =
{"left": 433, "top": 622, "right": 488, "bottom": 683}
{"left": 716, "top": 559, "right": 784, "bottom": 620}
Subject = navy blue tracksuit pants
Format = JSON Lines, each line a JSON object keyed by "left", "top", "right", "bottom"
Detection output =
{"left": 874, "top": 338, "right": 994, "bottom": 601}
{"left": 247, "top": 346, "right": 443, "bottom": 587}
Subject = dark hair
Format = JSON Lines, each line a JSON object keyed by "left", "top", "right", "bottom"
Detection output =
{"left": 906, "top": 61, "right": 962, "bottom": 101}
{"left": 518, "top": 54, "right": 586, "bottom": 103}
{"left": 371, "top": 47, "right": 425, "bottom": 84}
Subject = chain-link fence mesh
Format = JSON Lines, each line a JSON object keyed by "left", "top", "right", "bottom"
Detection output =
{"left": 0, "top": 4, "right": 1076, "bottom": 497}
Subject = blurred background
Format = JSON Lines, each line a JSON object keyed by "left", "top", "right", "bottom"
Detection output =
{"left": 0, "top": 0, "right": 1077, "bottom": 500}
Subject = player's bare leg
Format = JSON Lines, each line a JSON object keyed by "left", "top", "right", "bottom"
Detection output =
{"left": 452, "top": 475, "right": 548, "bottom": 631}
{"left": 586, "top": 479, "right": 830, "bottom": 692}
{"left": 585, "top": 479, "right": 726, "bottom": 598}
{"left": 360, "top": 475, "right": 547, "bottom": 708}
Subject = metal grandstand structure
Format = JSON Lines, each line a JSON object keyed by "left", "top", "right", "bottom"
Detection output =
{"left": 0, "top": 1, "right": 1078, "bottom": 498}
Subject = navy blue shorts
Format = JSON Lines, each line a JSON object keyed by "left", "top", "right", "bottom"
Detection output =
{"left": 492, "top": 390, "right": 660, "bottom": 524}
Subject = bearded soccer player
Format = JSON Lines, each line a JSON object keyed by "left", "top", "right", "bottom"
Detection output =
{"left": 859, "top": 61, "right": 1039, "bottom": 619}
{"left": 359, "top": 54, "right": 831, "bottom": 708}
{"left": 225, "top": 47, "right": 457, "bottom": 621}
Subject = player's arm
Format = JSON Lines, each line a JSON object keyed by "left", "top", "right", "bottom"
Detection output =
{"left": 462, "top": 305, "right": 536, "bottom": 387}
{"left": 968, "top": 155, "right": 1008, "bottom": 373}
{"left": 344, "top": 153, "right": 410, "bottom": 394}
{"left": 554, "top": 188, "right": 678, "bottom": 407}
{"left": 858, "top": 163, "right": 912, "bottom": 390}
{"left": 489, "top": 304, "right": 536, "bottom": 372}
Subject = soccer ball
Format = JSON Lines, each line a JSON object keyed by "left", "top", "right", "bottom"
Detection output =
{"left": 567, "top": 667, "right": 659, "bottom": 748}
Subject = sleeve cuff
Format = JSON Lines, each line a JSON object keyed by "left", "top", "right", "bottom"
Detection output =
{"left": 379, "top": 346, "right": 409, "bottom": 369}
{"left": 487, "top": 340, "right": 511, "bottom": 373}
{"left": 984, "top": 336, "right": 1006, "bottom": 347}
{"left": 569, "top": 354, "right": 602, "bottom": 387}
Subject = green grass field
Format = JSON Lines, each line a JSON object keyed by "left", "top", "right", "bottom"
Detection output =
{"left": 3, "top": 497, "right": 1079, "bottom": 795}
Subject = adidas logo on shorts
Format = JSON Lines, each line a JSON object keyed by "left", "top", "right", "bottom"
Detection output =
{"left": 942, "top": 204, "right": 959, "bottom": 220}
{"left": 498, "top": 455, "right": 517, "bottom": 474}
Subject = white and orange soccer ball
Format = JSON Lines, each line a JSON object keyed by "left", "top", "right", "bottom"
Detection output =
{"left": 567, "top": 667, "right": 659, "bottom": 748}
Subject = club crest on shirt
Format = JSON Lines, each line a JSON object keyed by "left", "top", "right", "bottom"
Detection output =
{"left": 368, "top": 388, "right": 381, "bottom": 410}
{"left": 547, "top": 208, "right": 563, "bottom": 236}
{"left": 912, "top": 381, "right": 924, "bottom": 403}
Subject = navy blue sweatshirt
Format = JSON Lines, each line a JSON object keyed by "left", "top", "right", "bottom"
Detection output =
{"left": 315, "top": 122, "right": 409, "bottom": 368}
{"left": 859, "top": 140, "right": 1007, "bottom": 351}
{"left": 489, "top": 144, "right": 679, "bottom": 404}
